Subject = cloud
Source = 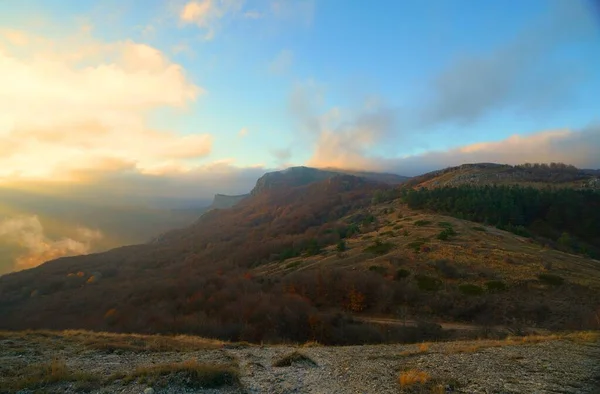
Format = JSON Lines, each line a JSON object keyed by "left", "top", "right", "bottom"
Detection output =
{"left": 419, "top": 1, "right": 595, "bottom": 127}
{"left": 269, "top": 49, "right": 294, "bottom": 74}
{"left": 0, "top": 27, "right": 212, "bottom": 182}
{"left": 0, "top": 216, "right": 102, "bottom": 271}
{"left": 310, "top": 126, "right": 600, "bottom": 176}
{"left": 179, "top": 0, "right": 244, "bottom": 39}
{"left": 270, "top": 147, "right": 292, "bottom": 166}
{"left": 238, "top": 127, "right": 248, "bottom": 137}
{"left": 288, "top": 79, "right": 399, "bottom": 170}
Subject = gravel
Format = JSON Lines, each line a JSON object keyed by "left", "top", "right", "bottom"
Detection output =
{"left": 1, "top": 333, "right": 599, "bottom": 393}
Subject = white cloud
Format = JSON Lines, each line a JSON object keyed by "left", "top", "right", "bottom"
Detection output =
{"left": 0, "top": 28, "right": 212, "bottom": 182}
{"left": 0, "top": 216, "right": 102, "bottom": 271}
{"left": 269, "top": 49, "right": 294, "bottom": 74}
{"left": 179, "top": 0, "right": 244, "bottom": 39}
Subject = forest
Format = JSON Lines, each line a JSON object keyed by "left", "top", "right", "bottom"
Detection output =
{"left": 405, "top": 185, "right": 600, "bottom": 257}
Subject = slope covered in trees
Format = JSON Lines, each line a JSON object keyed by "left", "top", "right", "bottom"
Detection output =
{"left": 405, "top": 185, "right": 600, "bottom": 257}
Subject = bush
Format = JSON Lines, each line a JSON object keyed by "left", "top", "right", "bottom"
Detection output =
{"left": 415, "top": 275, "right": 442, "bottom": 291}
{"left": 273, "top": 351, "right": 317, "bottom": 367}
{"left": 538, "top": 273, "right": 565, "bottom": 286}
{"left": 485, "top": 280, "right": 507, "bottom": 292}
{"left": 407, "top": 241, "right": 425, "bottom": 252}
{"left": 364, "top": 239, "right": 394, "bottom": 255}
{"left": 472, "top": 226, "right": 486, "bottom": 232}
{"left": 458, "top": 284, "right": 484, "bottom": 296}
{"left": 395, "top": 269, "right": 411, "bottom": 280}
{"left": 438, "top": 221, "right": 453, "bottom": 228}
{"left": 433, "top": 259, "right": 461, "bottom": 279}
{"left": 368, "top": 265, "right": 386, "bottom": 275}
{"left": 336, "top": 240, "right": 346, "bottom": 252}
{"left": 414, "top": 220, "right": 432, "bottom": 227}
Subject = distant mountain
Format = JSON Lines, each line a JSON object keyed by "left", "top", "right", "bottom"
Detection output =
{"left": 208, "top": 194, "right": 249, "bottom": 210}
{"left": 405, "top": 162, "right": 600, "bottom": 189}
{"left": 250, "top": 166, "right": 408, "bottom": 196}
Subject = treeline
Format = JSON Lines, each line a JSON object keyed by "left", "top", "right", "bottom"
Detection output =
{"left": 405, "top": 185, "right": 600, "bottom": 257}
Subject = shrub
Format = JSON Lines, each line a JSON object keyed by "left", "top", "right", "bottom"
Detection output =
{"left": 433, "top": 259, "right": 461, "bottom": 279}
{"left": 407, "top": 241, "right": 425, "bottom": 252}
{"left": 368, "top": 265, "right": 386, "bottom": 275}
{"left": 472, "top": 226, "right": 486, "bottom": 232}
{"left": 538, "top": 273, "right": 565, "bottom": 286}
{"left": 438, "top": 221, "right": 453, "bottom": 228}
{"left": 415, "top": 275, "right": 442, "bottom": 291}
{"left": 458, "top": 284, "right": 484, "bottom": 296}
{"left": 393, "top": 224, "right": 404, "bottom": 230}
{"left": 485, "top": 280, "right": 507, "bottom": 292}
{"left": 364, "top": 239, "right": 394, "bottom": 255}
{"left": 273, "top": 351, "right": 317, "bottom": 367}
{"left": 395, "top": 269, "right": 411, "bottom": 280}
{"left": 380, "top": 230, "right": 395, "bottom": 237}
{"left": 122, "top": 360, "right": 239, "bottom": 388}
{"left": 398, "top": 369, "right": 430, "bottom": 387}
{"left": 336, "top": 240, "right": 346, "bottom": 252}
{"left": 414, "top": 220, "right": 432, "bottom": 227}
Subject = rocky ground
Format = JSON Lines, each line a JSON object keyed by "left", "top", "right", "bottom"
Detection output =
{"left": 1, "top": 330, "right": 599, "bottom": 394}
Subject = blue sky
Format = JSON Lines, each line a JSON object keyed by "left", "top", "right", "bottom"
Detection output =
{"left": 0, "top": 0, "right": 599, "bottom": 190}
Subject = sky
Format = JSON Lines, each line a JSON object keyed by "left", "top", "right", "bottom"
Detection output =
{"left": 0, "top": 0, "right": 599, "bottom": 273}
{"left": 0, "top": 0, "right": 599, "bottom": 197}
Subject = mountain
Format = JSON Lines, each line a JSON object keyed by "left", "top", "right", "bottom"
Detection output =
{"left": 208, "top": 194, "right": 249, "bottom": 210}
{"left": 250, "top": 166, "right": 408, "bottom": 195}
{"left": 405, "top": 162, "right": 600, "bottom": 189}
{"left": 1, "top": 164, "right": 599, "bottom": 345}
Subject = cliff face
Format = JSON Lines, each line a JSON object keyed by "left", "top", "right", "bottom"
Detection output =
{"left": 250, "top": 167, "right": 338, "bottom": 196}
{"left": 250, "top": 166, "right": 408, "bottom": 196}
{"left": 209, "top": 193, "right": 248, "bottom": 210}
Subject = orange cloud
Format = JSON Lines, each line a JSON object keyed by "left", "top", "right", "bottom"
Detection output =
{"left": 0, "top": 27, "right": 212, "bottom": 183}
{"left": 0, "top": 216, "right": 102, "bottom": 271}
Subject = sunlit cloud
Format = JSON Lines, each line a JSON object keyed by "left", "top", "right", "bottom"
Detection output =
{"left": 0, "top": 27, "right": 211, "bottom": 183}
{"left": 238, "top": 127, "right": 249, "bottom": 137}
{"left": 0, "top": 216, "right": 102, "bottom": 271}
{"left": 179, "top": 0, "right": 244, "bottom": 39}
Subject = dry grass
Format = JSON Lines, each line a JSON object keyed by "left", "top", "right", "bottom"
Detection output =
{"left": 113, "top": 360, "right": 239, "bottom": 388}
{"left": 2, "top": 358, "right": 101, "bottom": 392}
{"left": 398, "top": 369, "right": 430, "bottom": 387}
{"left": 272, "top": 351, "right": 317, "bottom": 367}
{"left": 0, "top": 329, "right": 224, "bottom": 353}
{"left": 444, "top": 331, "right": 599, "bottom": 354}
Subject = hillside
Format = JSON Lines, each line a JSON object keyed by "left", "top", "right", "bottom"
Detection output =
{"left": 1, "top": 330, "right": 599, "bottom": 393}
{"left": 1, "top": 164, "right": 600, "bottom": 345}
{"left": 405, "top": 163, "right": 600, "bottom": 189}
